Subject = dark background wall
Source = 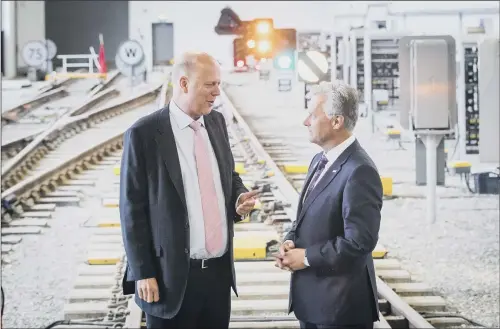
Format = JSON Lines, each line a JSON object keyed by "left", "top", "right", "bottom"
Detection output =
{"left": 45, "top": 1, "right": 129, "bottom": 70}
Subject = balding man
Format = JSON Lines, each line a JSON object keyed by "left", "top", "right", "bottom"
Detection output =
{"left": 119, "top": 52, "right": 259, "bottom": 328}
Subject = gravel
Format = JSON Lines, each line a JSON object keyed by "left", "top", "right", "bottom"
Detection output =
{"left": 224, "top": 72, "right": 500, "bottom": 328}
{"left": 1, "top": 163, "right": 121, "bottom": 328}
{"left": 2, "top": 196, "right": 97, "bottom": 328}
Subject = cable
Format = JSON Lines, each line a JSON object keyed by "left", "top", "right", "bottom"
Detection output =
{"left": 420, "top": 312, "right": 488, "bottom": 327}
{"left": 463, "top": 172, "right": 477, "bottom": 193}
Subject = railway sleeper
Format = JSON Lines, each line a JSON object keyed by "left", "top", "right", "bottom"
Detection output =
{"left": 6, "top": 218, "right": 49, "bottom": 227}
{"left": 384, "top": 315, "right": 408, "bottom": 328}
{"left": 426, "top": 316, "right": 470, "bottom": 328}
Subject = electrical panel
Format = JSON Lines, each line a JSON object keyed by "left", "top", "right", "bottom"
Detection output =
{"left": 356, "top": 37, "right": 364, "bottom": 101}
{"left": 319, "top": 33, "right": 342, "bottom": 83}
{"left": 398, "top": 35, "right": 457, "bottom": 132}
{"left": 478, "top": 38, "right": 499, "bottom": 163}
{"left": 323, "top": 34, "right": 332, "bottom": 82}
{"left": 371, "top": 38, "right": 400, "bottom": 105}
{"left": 334, "top": 35, "right": 343, "bottom": 81}
{"left": 464, "top": 44, "right": 479, "bottom": 154}
{"left": 410, "top": 39, "right": 451, "bottom": 129}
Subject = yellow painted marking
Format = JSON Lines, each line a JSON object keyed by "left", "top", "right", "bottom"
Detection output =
{"left": 113, "top": 165, "right": 120, "bottom": 176}
{"left": 97, "top": 219, "right": 120, "bottom": 228}
{"left": 449, "top": 161, "right": 471, "bottom": 168}
{"left": 386, "top": 129, "right": 401, "bottom": 135}
{"left": 235, "top": 163, "right": 247, "bottom": 174}
{"left": 380, "top": 176, "right": 393, "bottom": 197}
{"left": 282, "top": 163, "right": 308, "bottom": 174}
{"left": 373, "top": 243, "right": 388, "bottom": 259}
{"left": 87, "top": 254, "right": 121, "bottom": 265}
{"left": 233, "top": 237, "right": 271, "bottom": 260}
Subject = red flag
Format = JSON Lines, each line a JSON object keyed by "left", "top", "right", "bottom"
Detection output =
{"left": 98, "top": 34, "right": 107, "bottom": 74}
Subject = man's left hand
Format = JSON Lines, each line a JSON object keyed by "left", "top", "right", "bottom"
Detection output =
{"left": 236, "top": 190, "right": 260, "bottom": 216}
{"left": 281, "top": 248, "right": 307, "bottom": 271}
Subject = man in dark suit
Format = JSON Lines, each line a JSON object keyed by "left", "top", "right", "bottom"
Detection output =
{"left": 119, "top": 52, "right": 259, "bottom": 329}
{"left": 275, "top": 81, "right": 383, "bottom": 329}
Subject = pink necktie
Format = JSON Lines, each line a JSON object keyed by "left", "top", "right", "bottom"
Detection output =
{"left": 189, "top": 121, "right": 223, "bottom": 255}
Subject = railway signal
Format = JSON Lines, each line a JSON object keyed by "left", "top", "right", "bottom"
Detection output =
{"left": 245, "top": 18, "right": 275, "bottom": 60}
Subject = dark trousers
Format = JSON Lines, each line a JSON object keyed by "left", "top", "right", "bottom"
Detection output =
{"left": 300, "top": 321, "right": 374, "bottom": 329}
{"left": 146, "top": 255, "right": 231, "bottom": 329}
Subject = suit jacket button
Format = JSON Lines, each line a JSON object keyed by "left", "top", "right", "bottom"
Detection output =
{"left": 184, "top": 248, "right": 189, "bottom": 254}
{"left": 185, "top": 222, "right": 189, "bottom": 229}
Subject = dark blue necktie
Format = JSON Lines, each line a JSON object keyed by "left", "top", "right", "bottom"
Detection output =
{"left": 304, "top": 154, "right": 328, "bottom": 201}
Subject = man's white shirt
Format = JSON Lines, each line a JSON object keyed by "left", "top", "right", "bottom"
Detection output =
{"left": 169, "top": 101, "right": 228, "bottom": 259}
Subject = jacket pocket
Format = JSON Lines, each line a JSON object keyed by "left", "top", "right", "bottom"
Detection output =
{"left": 155, "top": 245, "right": 163, "bottom": 257}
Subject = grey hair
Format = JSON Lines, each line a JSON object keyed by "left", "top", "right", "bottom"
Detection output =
{"left": 306, "top": 80, "right": 359, "bottom": 131}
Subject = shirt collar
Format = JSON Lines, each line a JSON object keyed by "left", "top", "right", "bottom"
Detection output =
{"left": 169, "top": 100, "right": 205, "bottom": 130}
{"left": 323, "top": 135, "right": 356, "bottom": 164}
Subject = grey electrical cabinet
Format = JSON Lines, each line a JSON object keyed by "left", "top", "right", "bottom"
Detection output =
{"left": 399, "top": 35, "right": 457, "bottom": 131}
{"left": 478, "top": 38, "right": 500, "bottom": 163}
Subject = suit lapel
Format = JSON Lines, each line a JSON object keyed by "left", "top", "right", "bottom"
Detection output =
{"left": 204, "top": 114, "right": 230, "bottom": 203}
{"left": 154, "top": 105, "right": 187, "bottom": 211}
{"left": 297, "top": 141, "right": 360, "bottom": 224}
{"left": 297, "top": 153, "right": 321, "bottom": 215}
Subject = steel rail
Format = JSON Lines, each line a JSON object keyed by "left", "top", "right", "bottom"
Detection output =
{"left": 0, "top": 82, "right": 165, "bottom": 215}
{"left": 1, "top": 87, "right": 70, "bottom": 124}
{"left": 88, "top": 71, "right": 121, "bottom": 97}
{"left": 1, "top": 71, "right": 121, "bottom": 158}
{"left": 1, "top": 87, "right": 121, "bottom": 187}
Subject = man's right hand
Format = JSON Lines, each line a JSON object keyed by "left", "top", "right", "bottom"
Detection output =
{"left": 275, "top": 240, "right": 295, "bottom": 271}
{"left": 137, "top": 278, "right": 159, "bottom": 303}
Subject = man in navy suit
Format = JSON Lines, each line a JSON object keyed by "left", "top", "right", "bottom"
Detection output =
{"left": 275, "top": 81, "right": 383, "bottom": 329}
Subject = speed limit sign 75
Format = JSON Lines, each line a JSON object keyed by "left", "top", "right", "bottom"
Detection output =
{"left": 22, "top": 41, "right": 49, "bottom": 68}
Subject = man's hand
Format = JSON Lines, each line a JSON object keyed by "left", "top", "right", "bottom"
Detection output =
{"left": 281, "top": 248, "right": 307, "bottom": 271}
{"left": 274, "top": 240, "right": 295, "bottom": 271}
{"left": 236, "top": 190, "right": 260, "bottom": 216}
{"left": 137, "top": 278, "right": 159, "bottom": 303}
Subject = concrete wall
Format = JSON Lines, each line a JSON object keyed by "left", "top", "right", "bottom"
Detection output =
{"left": 16, "top": 1, "right": 45, "bottom": 69}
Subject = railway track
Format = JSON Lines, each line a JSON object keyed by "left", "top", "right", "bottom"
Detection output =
{"left": 0, "top": 70, "right": 169, "bottom": 263}
{"left": 38, "top": 79, "right": 445, "bottom": 329}
{"left": 1, "top": 69, "right": 120, "bottom": 126}
{"left": 1, "top": 71, "right": 121, "bottom": 163}
{"left": 0, "top": 72, "right": 156, "bottom": 193}
{"left": 3, "top": 71, "right": 474, "bottom": 328}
